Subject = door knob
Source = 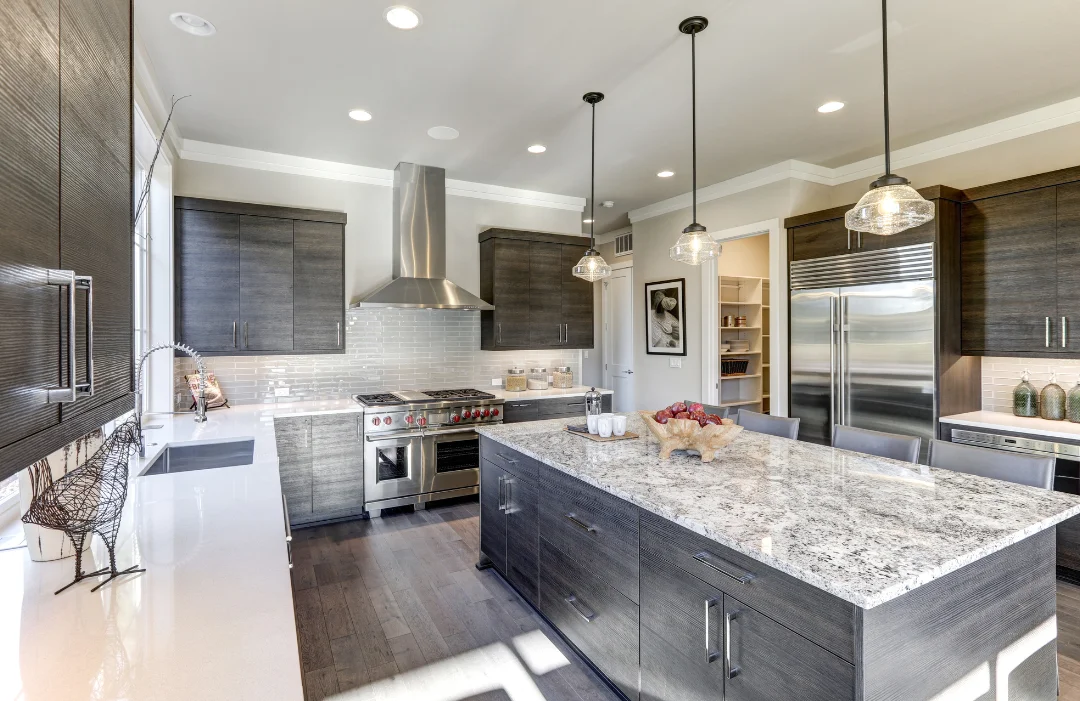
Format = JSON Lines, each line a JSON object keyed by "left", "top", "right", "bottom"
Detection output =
{"left": 627, "top": 370, "right": 634, "bottom": 374}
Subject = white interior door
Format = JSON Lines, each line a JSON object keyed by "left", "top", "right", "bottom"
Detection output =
{"left": 603, "top": 266, "right": 635, "bottom": 412}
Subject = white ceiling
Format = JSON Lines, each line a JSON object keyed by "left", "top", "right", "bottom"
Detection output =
{"left": 136, "top": 0, "right": 1080, "bottom": 232}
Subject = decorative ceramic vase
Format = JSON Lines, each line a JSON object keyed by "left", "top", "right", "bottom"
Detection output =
{"left": 1041, "top": 372, "right": 1066, "bottom": 421}
{"left": 1013, "top": 370, "right": 1038, "bottom": 417}
{"left": 1068, "top": 380, "right": 1080, "bottom": 424}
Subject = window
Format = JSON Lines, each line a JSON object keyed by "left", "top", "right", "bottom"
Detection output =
{"left": 133, "top": 164, "right": 150, "bottom": 367}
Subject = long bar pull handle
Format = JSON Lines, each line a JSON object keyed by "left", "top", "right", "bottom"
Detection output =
{"left": 497, "top": 452, "right": 518, "bottom": 465}
{"left": 829, "top": 297, "right": 837, "bottom": 431}
{"left": 564, "top": 594, "right": 596, "bottom": 623}
{"left": 75, "top": 275, "right": 93, "bottom": 397}
{"left": 1064, "top": 317, "right": 1068, "bottom": 349}
{"left": 857, "top": 231, "right": 862, "bottom": 249}
{"left": 46, "top": 269, "right": 77, "bottom": 404}
{"left": 497, "top": 323, "right": 502, "bottom": 344}
{"left": 693, "top": 551, "right": 755, "bottom": 584}
{"left": 245, "top": 321, "right": 250, "bottom": 348}
{"left": 505, "top": 479, "right": 512, "bottom": 517}
{"left": 841, "top": 296, "right": 849, "bottom": 425}
{"left": 497, "top": 476, "right": 506, "bottom": 511}
{"left": 337, "top": 321, "right": 342, "bottom": 347}
{"left": 1047, "top": 316, "right": 1051, "bottom": 348}
{"left": 565, "top": 513, "right": 597, "bottom": 533}
{"left": 705, "top": 597, "right": 721, "bottom": 663}
{"left": 846, "top": 229, "right": 851, "bottom": 251}
{"left": 233, "top": 320, "right": 238, "bottom": 348}
{"left": 564, "top": 324, "right": 569, "bottom": 344}
{"left": 725, "top": 611, "right": 740, "bottom": 679}
{"left": 282, "top": 494, "right": 293, "bottom": 569}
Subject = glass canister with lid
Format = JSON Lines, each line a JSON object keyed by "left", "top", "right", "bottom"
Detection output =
{"left": 1069, "top": 378, "right": 1080, "bottom": 423}
{"left": 552, "top": 366, "right": 574, "bottom": 389}
{"left": 504, "top": 367, "right": 527, "bottom": 392}
{"left": 527, "top": 367, "right": 548, "bottom": 391}
{"left": 1013, "top": 369, "right": 1038, "bottom": 417}
{"left": 1041, "top": 371, "right": 1066, "bottom": 421}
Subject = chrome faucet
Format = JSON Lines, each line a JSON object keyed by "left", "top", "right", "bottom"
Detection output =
{"left": 135, "top": 343, "right": 208, "bottom": 457}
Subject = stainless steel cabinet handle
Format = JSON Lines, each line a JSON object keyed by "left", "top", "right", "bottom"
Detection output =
{"left": 497, "top": 323, "right": 502, "bottom": 344}
{"left": 693, "top": 550, "right": 755, "bottom": 584}
{"left": 233, "top": 320, "right": 238, "bottom": 348}
{"left": 505, "top": 479, "right": 512, "bottom": 516}
{"left": 497, "top": 475, "right": 506, "bottom": 511}
{"left": 46, "top": 269, "right": 77, "bottom": 403}
{"left": 1046, "top": 316, "right": 1051, "bottom": 348}
{"left": 564, "top": 323, "right": 569, "bottom": 344}
{"left": 1064, "top": 317, "right": 1068, "bottom": 348}
{"left": 337, "top": 321, "right": 341, "bottom": 347}
{"left": 846, "top": 229, "right": 851, "bottom": 251}
{"left": 565, "top": 513, "right": 596, "bottom": 533}
{"left": 725, "top": 611, "right": 740, "bottom": 679}
{"left": 857, "top": 231, "right": 862, "bottom": 249}
{"left": 497, "top": 453, "right": 518, "bottom": 465}
{"left": 705, "top": 597, "right": 721, "bottom": 663}
{"left": 244, "top": 321, "right": 250, "bottom": 348}
{"left": 282, "top": 494, "right": 293, "bottom": 569}
{"left": 564, "top": 594, "right": 596, "bottom": 623}
{"left": 356, "top": 416, "right": 361, "bottom": 441}
{"left": 75, "top": 275, "right": 93, "bottom": 397}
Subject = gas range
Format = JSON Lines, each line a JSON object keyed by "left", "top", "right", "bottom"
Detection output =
{"left": 354, "top": 388, "right": 503, "bottom": 434}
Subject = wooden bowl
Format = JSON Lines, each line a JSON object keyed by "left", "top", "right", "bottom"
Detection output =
{"left": 639, "top": 411, "right": 742, "bottom": 462}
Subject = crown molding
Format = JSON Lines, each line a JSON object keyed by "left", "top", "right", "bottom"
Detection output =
{"left": 630, "top": 95, "right": 1080, "bottom": 223}
{"left": 179, "top": 140, "right": 586, "bottom": 212}
{"left": 133, "top": 30, "right": 183, "bottom": 158}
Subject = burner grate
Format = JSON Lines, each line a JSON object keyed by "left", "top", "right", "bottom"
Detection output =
{"left": 354, "top": 393, "right": 401, "bottom": 406}
{"left": 422, "top": 388, "right": 496, "bottom": 400}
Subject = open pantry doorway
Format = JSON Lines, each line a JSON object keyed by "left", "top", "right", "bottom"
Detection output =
{"left": 700, "top": 219, "right": 788, "bottom": 416}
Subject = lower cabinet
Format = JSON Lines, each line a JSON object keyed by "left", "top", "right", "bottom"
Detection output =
{"left": 501, "top": 394, "right": 612, "bottom": 424}
{"left": 275, "top": 413, "right": 364, "bottom": 527}
{"left": 479, "top": 455, "right": 539, "bottom": 605}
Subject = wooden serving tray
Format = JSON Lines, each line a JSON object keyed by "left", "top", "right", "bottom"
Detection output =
{"left": 564, "top": 426, "right": 639, "bottom": 442}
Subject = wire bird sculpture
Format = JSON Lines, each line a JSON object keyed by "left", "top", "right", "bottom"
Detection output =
{"left": 22, "top": 418, "right": 145, "bottom": 594}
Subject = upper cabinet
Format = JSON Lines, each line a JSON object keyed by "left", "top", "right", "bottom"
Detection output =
{"left": 174, "top": 198, "right": 346, "bottom": 356}
{"left": 959, "top": 167, "right": 1080, "bottom": 357}
{"left": 479, "top": 228, "right": 595, "bottom": 351}
{"left": 0, "top": 0, "right": 133, "bottom": 479}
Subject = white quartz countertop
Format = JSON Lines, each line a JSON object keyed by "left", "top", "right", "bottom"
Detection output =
{"left": 941, "top": 410, "right": 1080, "bottom": 441}
{"left": 476, "top": 414, "right": 1080, "bottom": 609}
{"left": 0, "top": 403, "right": 304, "bottom": 701}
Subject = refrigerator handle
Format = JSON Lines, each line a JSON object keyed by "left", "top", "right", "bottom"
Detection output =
{"left": 839, "top": 296, "right": 848, "bottom": 427}
{"left": 829, "top": 297, "right": 837, "bottom": 432}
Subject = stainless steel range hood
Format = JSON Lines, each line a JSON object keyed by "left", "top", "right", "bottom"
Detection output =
{"left": 355, "top": 163, "right": 494, "bottom": 310}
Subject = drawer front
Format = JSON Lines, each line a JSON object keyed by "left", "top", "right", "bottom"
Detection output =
{"left": 502, "top": 399, "right": 539, "bottom": 423}
{"left": 539, "top": 538, "right": 639, "bottom": 701}
{"left": 505, "top": 472, "right": 539, "bottom": 605}
{"left": 725, "top": 595, "right": 855, "bottom": 701}
{"left": 537, "top": 396, "right": 588, "bottom": 418}
{"left": 639, "top": 553, "right": 726, "bottom": 701}
{"left": 539, "top": 463, "right": 639, "bottom": 603}
{"left": 641, "top": 513, "right": 855, "bottom": 662}
{"left": 480, "top": 436, "right": 538, "bottom": 480}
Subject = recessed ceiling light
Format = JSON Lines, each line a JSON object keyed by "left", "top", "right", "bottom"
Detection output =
{"left": 428, "top": 126, "right": 459, "bottom": 140}
{"left": 528, "top": 144, "right": 547, "bottom": 154}
{"left": 348, "top": 109, "right": 372, "bottom": 122}
{"left": 582, "top": 219, "right": 594, "bottom": 224}
{"left": 657, "top": 170, "right": 675, "bottom": 178}
{"left": 385, "top": 6, "right": 422, "bottom": 29}
{"left": 169, "top": 12, "right": 216, "bottom": 36}
{"left": 818, "top": 101, "right": 845, "bottom": 113}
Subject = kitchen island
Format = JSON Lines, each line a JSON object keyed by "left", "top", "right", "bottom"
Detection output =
{"left": 476, "top": 414, "right": 1080, "bottom": 701}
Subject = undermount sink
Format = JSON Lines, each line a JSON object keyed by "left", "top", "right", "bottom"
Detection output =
{"left": 141, "top": 440, "right": 255, "bottom": 476}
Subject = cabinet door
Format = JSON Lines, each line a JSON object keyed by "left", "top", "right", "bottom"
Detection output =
{"left": 504, "top": 473, "right": 538, "bottom": 605}
{"left": 240, "top": 215, "right": 293, "bottom": 351}
{"left": 961, "top": 188, "right": 1058, "bottom": 354}
{"left": 501, "top": 399, "right": 539, "bottom": 423}
{"left": 294, "top": 221, "right": 345, "bottom": 351}
{"left": 59, "top": 0, "right": 132, "bottom": 422}
{"left": 311, "top": 414, "right": 364, "bottom": 521}
{"left": 479, "top": 459, "right": 507, "bottom": 572}
{"left": 176, "top": 209, "right": 240, "bottom": 352}
{"left": 1057, "top": 183, "right": 1080, "bottom": 353}
{"left": 275, "top": 417, "right": 313, "bottom": 524}
{"left": 561, "top": 244, "right": 594, "bottom": 347}
{"left": 491, "top": 239, "right": 531, "bottom": 347}
{"left": 789, "top": 219, "right": 850, "bottom": 261}
{"left": 0, "top": 0, "right": 62, "bottom": 455}
{"left": 529, "top": 242, "right": 563, "bottom": 347}
{"left": 723, "top": 596, "right": 854, "bottom": 701}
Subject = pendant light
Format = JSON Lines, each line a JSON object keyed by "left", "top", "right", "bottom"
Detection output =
{"left": 845, "top": 0, "right": 934, "bottom": 236}
{"left": 670, "top": 16, "right": 720, "bottom": 265}
{"left": 572, "top": 92, "right": 612, "bottom": 282}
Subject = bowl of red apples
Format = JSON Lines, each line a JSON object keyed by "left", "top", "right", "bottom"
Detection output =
{"left": 639, "top": 402, "right": 742, "bottom": 462}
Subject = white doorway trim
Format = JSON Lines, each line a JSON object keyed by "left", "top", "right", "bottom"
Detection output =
{"left": 603, "top": 261, "right": 634, "bottom": 410}
{"left": 700, "top": 218, "right": 789, "bottom": 416}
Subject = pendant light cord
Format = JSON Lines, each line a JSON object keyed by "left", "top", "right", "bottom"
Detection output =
{"left": 691, "top": 28, "right": 698, "bottom": 224}
{"left": 881, "top": 0, "right": 891, "bottom": 176}
{"left": 590, "top": 100, "right": 596, "bottom": 247}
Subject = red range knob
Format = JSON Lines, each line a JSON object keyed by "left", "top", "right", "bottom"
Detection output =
{"left": 417, "top": 417, "right": 427, "bottom": 427}
{"left": 405, "top": 415, "right": 414, "bottom": 424}
{"left": 382, "top": 416, "right": 393, "bottom": 425}
{"left": 451, "top": 414, "right": 461, "bottom": 423}
{"left": 371, "top": 417, "right": 380, "bottom": 426}
{"left": 492, "top": 408, "right": 500, "bottom": 417}
{"left": 472, "top": 409, "right": 482, "bottom": 419}
{"left": 482, "top": 408, "right": 491, "bottom": 418}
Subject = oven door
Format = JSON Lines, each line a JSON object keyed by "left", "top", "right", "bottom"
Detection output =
{"left": 365, "top": 431, "right": 424, "bottom": 503}
{"left": 423, "top": 427, "right": 481, "bottom": 494}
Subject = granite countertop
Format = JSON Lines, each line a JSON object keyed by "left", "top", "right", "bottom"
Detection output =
{"left": 476, "top": 414, "right": 1080, "bottom": 609}
{"left": 941, "top": 410, "right": 1080, "bottom": 442}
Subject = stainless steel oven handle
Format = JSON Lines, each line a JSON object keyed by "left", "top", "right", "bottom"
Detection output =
{"left": 365, "top": 430, "right": 421, "bottom": 442}
{"left": 423, "top": 427, "right": 480, "bottom": 437}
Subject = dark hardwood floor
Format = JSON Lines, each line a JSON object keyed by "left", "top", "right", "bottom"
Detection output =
{"left": 292, "top": 498, "right": 1080, "bottom": 701}
{"left": 289, "top": 498, "right": 619, "bottom": 701}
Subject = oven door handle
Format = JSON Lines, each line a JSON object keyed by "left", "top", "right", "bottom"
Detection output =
{"left": 423, "top": 427, "right": 481, "bottom": 437}
{"left": 365, "top": 430, "right": 420, "bottom": 442}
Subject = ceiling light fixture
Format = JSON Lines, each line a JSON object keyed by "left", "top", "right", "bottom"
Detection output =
{"left": 385, "top": 6, "right": 422, "bottom": 29}
{"left": 657, "top": 170, "right": 675, "bottom": 178}
{"left": 427, "top": 126, "right": 459, "bottom": 140}
{"left": 572, "top": 92, "right": 612, "bottom": 282}
{"left": 528, "top": 144, "right": 547, "bottom": 154}
{"left": 169, "top": 12, "right": 216, "bottom": 36}
{"left": 670, "top": 17, "right": 720, "bottom": 266}
{"left": 818, "top": 101, "right": 845, "bottom": 113}
{"left": 845, "top": 0, "right": 934, "bottom": 236}
{"left": 348, "top": 109, "right": 372, "bottom": 122}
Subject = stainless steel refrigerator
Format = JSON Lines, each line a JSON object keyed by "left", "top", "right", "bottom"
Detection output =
{"left": 790, "top": 243, "right": 937, "bottom": 460}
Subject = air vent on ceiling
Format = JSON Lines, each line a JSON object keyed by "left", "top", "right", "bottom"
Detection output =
{"left": 614, "top": 232, "right": 633, "bottom": 257}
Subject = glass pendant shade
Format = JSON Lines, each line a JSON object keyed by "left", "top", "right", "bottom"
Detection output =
{"left": 845, "top": 183, "right": 935, "bottom": 236}
{"left": 572, "top": 248, "right": 612, "bottom": 282}
{"left": 669, "top": 226, "right": 720, "bottom": 265}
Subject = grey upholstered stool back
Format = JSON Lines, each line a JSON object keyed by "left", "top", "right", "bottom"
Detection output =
{"left": 736, "top": 410, "right": 800, "bottom": 440}
{"left": 832, "top": 425, "right": 921, "bottom": 463}
{"left": 928, "top": 439, "right": 1055, "bottom": 490}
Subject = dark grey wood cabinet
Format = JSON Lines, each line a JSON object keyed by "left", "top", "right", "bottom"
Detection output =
{"left": 479, "top": 229, "right": 595, "bottom": 350}
{"left": 500, "top": 394, "right": 611, "bottom": 424}
{"left": 0, "top": 0, "right": 134, "bottom": 480}
{"left": 275, "top": 413, "right": 364, "bottom": 527}
{"left": 175, "top": 198, "right": 346, "bottom": 356}
{"left": 479, "top": 448, "right": 540, "bottom": 606}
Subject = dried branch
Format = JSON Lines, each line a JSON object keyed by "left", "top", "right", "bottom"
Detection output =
{"left": 134, "top": 95, "right": 189, "bottom": 239}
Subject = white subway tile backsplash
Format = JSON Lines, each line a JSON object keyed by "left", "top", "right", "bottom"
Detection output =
{"left": 174, "top": 309, "right": 582, "bottom": 406}
{"left": 980, "top": 356, "right": 1080, "bottom": 413}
